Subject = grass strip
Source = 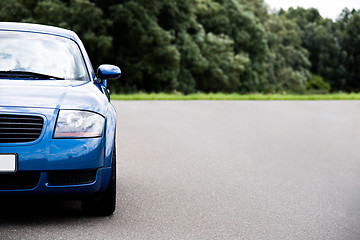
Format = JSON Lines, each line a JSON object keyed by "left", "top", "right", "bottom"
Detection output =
{"left": 110, "top": 93, "right": 360, "bottom": 101}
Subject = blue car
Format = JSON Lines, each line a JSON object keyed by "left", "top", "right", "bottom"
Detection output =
{"left": 0, "top": 22, "right": 121, "bottom": 215}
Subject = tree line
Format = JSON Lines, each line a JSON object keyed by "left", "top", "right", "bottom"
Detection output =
{"left": 1, "top": 0, "right": 359, "bottom": 94}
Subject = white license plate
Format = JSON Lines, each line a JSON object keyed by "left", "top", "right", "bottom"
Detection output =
{"left": 0, "top": 154, "right": 16, "bottom": 172}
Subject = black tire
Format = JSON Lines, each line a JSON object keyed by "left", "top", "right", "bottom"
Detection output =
{"left": 82, "top": 142, "right": 116, "bottom": 216}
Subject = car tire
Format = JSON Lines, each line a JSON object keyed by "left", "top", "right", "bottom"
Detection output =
{"left": 82, "top": 141, "right": 116, "bottom": 216}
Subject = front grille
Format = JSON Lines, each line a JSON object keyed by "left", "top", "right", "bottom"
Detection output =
{"left": 48, "top": 170, "right": 97, "bottom": 186}
{"left": 0, "top": 172, "right": 41, "bottom": 190}
{"left": 0, "top": 114, "right": 44, "bottom": 143}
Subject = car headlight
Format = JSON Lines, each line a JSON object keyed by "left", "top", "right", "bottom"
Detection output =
{"left": 53, "top": 110, "right": 105, "bottom": 138}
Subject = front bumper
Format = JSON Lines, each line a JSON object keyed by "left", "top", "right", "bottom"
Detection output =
{"left": 0, "top": 106, "right": 111, "bottom": 195}
{"left": 0, "top": 167, "right": 111, "bottom": 196}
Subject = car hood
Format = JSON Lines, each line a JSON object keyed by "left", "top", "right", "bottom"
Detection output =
{"left": 0, "top": 80, "right": 108, "bottom": 113}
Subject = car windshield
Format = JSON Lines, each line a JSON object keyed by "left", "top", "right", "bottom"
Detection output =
{"left": 0, "top": 31, "right": 89, "bottom": 81}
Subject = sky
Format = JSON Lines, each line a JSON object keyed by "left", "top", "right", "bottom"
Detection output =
{"left": 264, "top": 0, "right": 360, "bottom": 20}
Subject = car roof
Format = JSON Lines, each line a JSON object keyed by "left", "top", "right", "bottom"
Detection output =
{"left": 0, "top": 22, "right": 75, "bottom": 39}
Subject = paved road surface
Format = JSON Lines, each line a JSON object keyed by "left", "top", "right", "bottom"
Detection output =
{"left": 1, "top": 101, "right": 360, "bottom": 239}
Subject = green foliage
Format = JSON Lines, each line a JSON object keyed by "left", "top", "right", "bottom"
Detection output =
{"left": 342, "top": 10, "right": 360, "bottom": 91}
{"left": 280, "top": 7, "right": 359, "bottom": 92}
{"left": 0, "top": 0, "right": 31, "bottom": 22}
{"left": 0, "top": 0, "right": 359, "bottom": 94}
{"left": 110, "top": 1, "right": 180, "bottom": 92}
{"left": 306, "top": 75, "right": 331, "bottom": 92}
{"left": 265, "top": 15, "right": 311, "bottom": 93}
{"left": 302, "top": 22, "right": 346, "bottom": 90}
{"left": 194, "top": 32, "right": 248, "bottom": 92}
{"left": 279, "top": 7, "right": 322, "bottom": 29}
{"left": 196, "top": 0, "right": 268, "bottom": 92}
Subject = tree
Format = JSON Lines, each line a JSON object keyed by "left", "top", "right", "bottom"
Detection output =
{"left": 265, "top": 15, "right": 311, "bottom": 92}
{"left": 279, "top": 7, "right": 349, "bottom": 91}
{"left": 196, "top": 0, "right": 268, "bottom": 92}
{"left": 302, "top": 21, "right": 346, "bottom": 90}
{"left": 0, "top": 0, "right": 32, "bottom": 22}
{"left": 342, "top": 10, "right": 360, "bottom": 91}
{"left": 110, "top": 1, "right": 180, "bottom": 92}
{"left": 279, "top": 7, "right": 322, "bottom": 30}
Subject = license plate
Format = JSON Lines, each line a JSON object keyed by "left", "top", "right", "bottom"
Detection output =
{"left": 0, "top": 154, "right": 16, "bottom": 172}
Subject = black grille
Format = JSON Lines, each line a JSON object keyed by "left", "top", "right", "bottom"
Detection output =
{"left": 0, "top": 114, "right": 44, "bottom": 143}
{"left": 0, "top": 172, "right": 40, "bottom": 190}
{"left": 48, "top": 170, "right": 97, "bottom": 186}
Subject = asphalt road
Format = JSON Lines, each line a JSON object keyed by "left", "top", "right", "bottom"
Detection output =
{"left": 1, "top": 101, "right": 360, "bottom": 240}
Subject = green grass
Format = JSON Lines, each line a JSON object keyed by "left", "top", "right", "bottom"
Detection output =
{"left": 110, "top": 92, "right": 360, "bottom": 101}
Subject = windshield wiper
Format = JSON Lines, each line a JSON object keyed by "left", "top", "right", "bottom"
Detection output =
{"left": 0, "top": 70, "right": 64, "bottom": 80}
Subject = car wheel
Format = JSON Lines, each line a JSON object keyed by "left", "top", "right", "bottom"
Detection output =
{"left": 82, "top": 141, "right": 116, "bottom": 216}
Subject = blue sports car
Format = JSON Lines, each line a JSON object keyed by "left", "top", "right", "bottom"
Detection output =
{"left": 0, "top": 22, "right": 121, "bottom": 215}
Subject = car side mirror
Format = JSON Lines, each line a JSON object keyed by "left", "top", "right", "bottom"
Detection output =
{"left": 96, "top": 64, "right": 121, "bottom": 87}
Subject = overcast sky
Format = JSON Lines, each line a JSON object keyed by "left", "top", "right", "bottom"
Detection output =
{"left": 264, "top": 0, "right": 360, "bottom": 19}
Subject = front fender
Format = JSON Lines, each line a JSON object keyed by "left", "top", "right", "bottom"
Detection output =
{"left": 103, "top": 105, "right": 116, "bottom": 168}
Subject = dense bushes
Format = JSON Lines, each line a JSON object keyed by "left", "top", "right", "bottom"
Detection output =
{"left": 306, "top": 75, "right": 331, "bottom": 93}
